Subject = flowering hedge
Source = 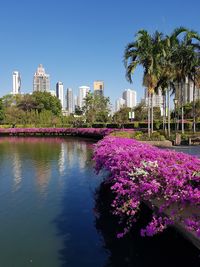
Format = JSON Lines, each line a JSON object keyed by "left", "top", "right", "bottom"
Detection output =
{"left": 0, "top": 128, "right": 115, "bottom": 138}
{"left": 93, "top": 136, "right": 200, "bottom": 238}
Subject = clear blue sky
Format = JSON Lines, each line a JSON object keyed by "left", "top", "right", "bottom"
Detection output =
{"left": 0, "top": 0, "right": 200, "bottom": 106}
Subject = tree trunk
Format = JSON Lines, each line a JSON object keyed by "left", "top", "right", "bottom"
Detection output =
{"left": 148, "top": 91, "right": 150, "bottom": 137}
{"left": 163, "top": 91, "right": 167, "bottom": 134}
{"left": 181, "top": 80, "right": 184, "bottom": 134}
{"left": 193, "top": 74, "right": 196, "bottom": 133}
{"left": 177, "top": 82, "right": 180, "bottom": 132}
{"left": 167, "top": 87, "right": 171, "bottom": 137}
{"left": 151, "top": 93, "right": 154, "bottom": 134}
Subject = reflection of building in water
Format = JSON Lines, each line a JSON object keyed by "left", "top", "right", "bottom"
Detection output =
{"left": 77, "top": 142, "right": 88, "bottom": 171}
{"left": 12, "top": 151, "right": 22, "bottom": 192}
{"left": 66, "top": 142, "right": 76, "bottom": 169}
{"left": 57, "top": 141, "right": 91, "bottom": 176}
{"left": 58, "top": 143, "right": 66, "bottom": 176}
{"left": 35, "top": 162, "right": 51, "bottom": 194}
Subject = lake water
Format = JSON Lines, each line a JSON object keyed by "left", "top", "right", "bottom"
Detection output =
{"left": 0, "top": 137, "right": 199, "bottom": 267}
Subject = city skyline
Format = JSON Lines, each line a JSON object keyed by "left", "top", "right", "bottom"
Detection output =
{"left": 1, "top": 1, "right": 200, "bottom": 106}
{"left": 6, "top": 66, "right": 139, "bottom": 111}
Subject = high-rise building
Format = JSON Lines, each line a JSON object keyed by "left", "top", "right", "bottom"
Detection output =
{"left": 74, "top": 95, "right": 78, "bottom": 109}
{"left": 122, "top": 89, "right": 137, "bottom": 108}
{"left": 78, "top": 86, "right": 90, "bottom": 108}
{"left": 175, "top": 77, "right": 200, "bottom": 104}
{"left": 94, "top": 81, "right": 104, "bottom": 96}
{"left": 33, "top": 64, "right": 50, "bottom": 92}
{"left": 56, "top": 82, "right": 64, "bottom": 109}
{"left": 66, "top": 88, "right": 74, "bottom": 114}
{"left": 12, "top": 71, "right": 21, "bottom": 95}
{"left": 49, "top": 90, "right": 56, "bottom": 97}
{"left": 144, "top": 88, "right": 163, "bottom": 107}
{"left": 115, "top": 97, "right": 125, "bottom": 112}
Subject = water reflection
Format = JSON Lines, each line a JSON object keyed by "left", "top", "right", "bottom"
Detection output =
{"left": 95, "top": 181, "right": 200, "bottom": 267}
{"left": 12, "top": 151, "right": 22, "bottom": 192}
{"left": 34, "top": 162, "right": 51, "bottom": 194}
{"left": 58, "top": 143, "right": 66, "bottom": 176}
{"left": 1, "top": 137, "right": 199, "bottom": 267}
{"left": 0, "top": 137, "right": 103, "bottom": 267}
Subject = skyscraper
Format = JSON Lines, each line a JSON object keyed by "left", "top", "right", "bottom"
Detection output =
{"left": 94, "top": 81, "right": 104, "bottom": 96}
{"left": 66, "top": 88, "right": 74, "bottom": 114}
{"left": 56, "top": 82, "right": 64, "bottom": 109}
{"left": 144, "top": 88, "right": 163, "bottom": 107}
{"left": 78, "top": 86, "right": 90, "bottom": 108}
{"left": 122, "top": 89, "right": 137, "bottom": 108}
{"left": 12, "top": 71, "right": 21, "bottom": 95}
{"left": 115, "top": 97, "right": 125, "bottom": 112}
{"left": 174, "top": 77, "right": 200, "bottom": 104}
{"left": 33, "top": 64, "right": 50, "bottom": 92}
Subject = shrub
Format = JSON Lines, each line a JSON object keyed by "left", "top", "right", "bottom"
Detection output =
{"left": 93, "top": 136, "right": 200, "bottom": 238}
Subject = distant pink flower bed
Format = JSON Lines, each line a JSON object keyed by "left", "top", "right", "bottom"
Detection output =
{"left": 0, "top": 128, "right": 116, "bottom": 137}
{"left": 93, "top": 136, "right": 200, "bottom": 238}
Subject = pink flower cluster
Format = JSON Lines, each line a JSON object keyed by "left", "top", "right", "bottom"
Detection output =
{"left": 0, "top": 128, "right": 114, "bottom": 137}
{"left": 93, "top": 136, "right": 200, "bottom": 238}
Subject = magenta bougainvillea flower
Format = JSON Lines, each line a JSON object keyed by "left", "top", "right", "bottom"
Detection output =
{"left": 0, "top": 127, "right": 115, "bottom": 137}
{"left": 93, "top": 136, "right": 200, "bottom": 238}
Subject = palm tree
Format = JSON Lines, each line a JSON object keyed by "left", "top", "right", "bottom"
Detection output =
{"left": 172, "top": 29, "right": 200, "bottom": 134}
{"left": 154, "top": 27, "right": 189, "bottom": 136}
{"left": 124, "top": 30, "right": 163, "bottom": 136}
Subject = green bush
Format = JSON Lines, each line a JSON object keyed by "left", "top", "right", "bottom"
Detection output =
{"left": 106, "top": 123, "right": 120, "bottom": 128}
{"left": 154, "top": 121, "right": 162, "bottom": 130}
{"left": 134, "top": 121, "right": 139, "bottom": 128}
{"left": 123, "top": 123, "right": 135, "bottom": 129}
{"left": 138, "top": 122, "right": 148, "bottom": 129}
{"left": 110, "top": 131, "right": 135, "bottom": 138}
{"left": 92, "top": 123, "right": 106, "bottom": 128}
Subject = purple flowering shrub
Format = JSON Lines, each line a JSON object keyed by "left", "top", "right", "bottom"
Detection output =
{"left": 0, "top": 127, "right": 115, "bottom": 137}
{"left": 93, "top": 136, "right": 200, "bottom": 238}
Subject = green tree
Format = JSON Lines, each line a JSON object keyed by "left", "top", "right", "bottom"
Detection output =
{"left": 74, "top": 105, "right": 83, "bottom": 115}
{"left": 124, "top": 30, "right": 164, "bottom": 136}
{"left": 172, "top": 29, "right": 200, "bottom": 133}
{"left": 32, "top": 91, "right": 62, "bottom": 115}
{"left": 134, "top": 102, "right": 148, "bottom": 121}
{"left": 83, "top": 93, "right": 111, "bottom": 124}
{"left": 113, "top": 107, "right": 131, "bottom": 126}
{"left": 0, "top": 98, "right": 5, "bottom": 122}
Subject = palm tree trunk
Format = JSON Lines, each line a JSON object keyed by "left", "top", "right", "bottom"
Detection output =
{"left": 148, "top": 92, "right": 150, "bottom": 137}
{"left": 193, "top": 74, "right": 196, "bottom": 133}
{"left": 151, "top": 93, "right": 154, "bottom": 134}
{"left": 177, "top": 82, "right": 180, "bottom": 132}
{"left": 167, "top": 87, "right": 171, "bottom": 137}
{"left": 163, "top": 91, "right": 167, "bottom": 134}
{"left": 181, "top": 80, "right": 184, "bottom": 134}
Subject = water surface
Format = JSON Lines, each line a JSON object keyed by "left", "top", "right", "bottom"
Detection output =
{"left": 0, "top": 137, "right": 199, "bottom": 267}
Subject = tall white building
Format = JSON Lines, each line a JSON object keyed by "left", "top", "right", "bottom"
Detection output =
{"left": 12, "top": 71, "right": 21, "bottom": 95}
{"left": 56, "top": 82, "right": 64, "bottom": 109}
{"left": 145, "top": 88, "right": 163, "bottom": 107}
{"left": 66, "top": 88, "right": 74, "bottom": 114}
{"left": 115, "top": 98, "right": 125, "bottom": 112}
{"left": 78, "top": 86, "right": 90, "bottom": 108}
{"left": 175, "top": 77, "right": 200, "bottom": 104}
{"left": 74, "top": 95, "right": 78, "bottom": 109}
{"left": 33, "top": 64, "right": 50, "bottom": 92}
{"left": 122, "top": 89, "right": 137, "bottom": 108}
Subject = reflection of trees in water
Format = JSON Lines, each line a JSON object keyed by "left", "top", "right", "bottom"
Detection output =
{"left": 95, "top": 181, "right": 200, "bottom": 267}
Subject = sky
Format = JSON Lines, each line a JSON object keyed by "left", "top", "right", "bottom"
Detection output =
{"left": 0, "top": 0, "right": 200, "bottom": 107}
